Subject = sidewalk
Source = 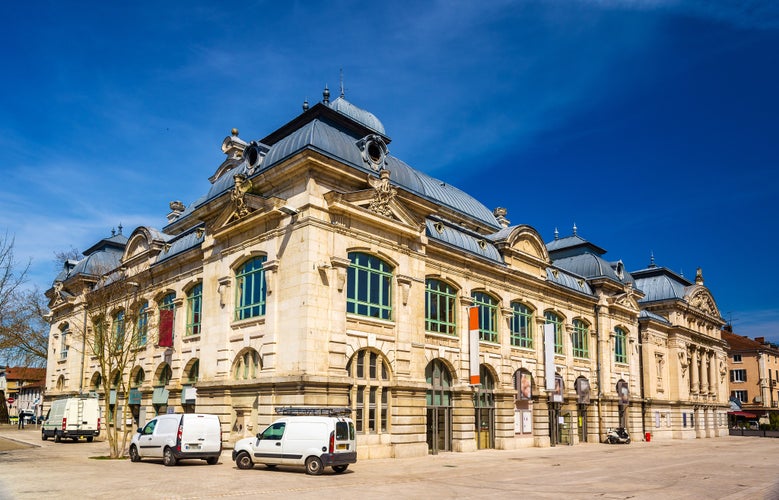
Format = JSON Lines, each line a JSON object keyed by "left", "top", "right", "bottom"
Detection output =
{"left": 1, "top": 427, "right": 778, "bottom": 499}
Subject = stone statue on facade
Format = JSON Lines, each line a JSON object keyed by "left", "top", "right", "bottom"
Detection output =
{"left": 367, "top": 169, "right": 396, "bottom": 218}
{"left": 232, "top": 173, "right": 253, "bottom": 217}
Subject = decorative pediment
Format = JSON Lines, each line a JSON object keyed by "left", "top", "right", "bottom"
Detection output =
{"left": 686, "top": 287, "right": 719, "bottom": 317}
{"left": 326, "top": 169, "right": 424, "bottom": 232}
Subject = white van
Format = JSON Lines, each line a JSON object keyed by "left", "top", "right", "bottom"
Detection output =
{"left": 129, "top": 413, "right": 222, "bottom": 466}
{"left": 41, "top": 396, "right": 101, "bottom": 442}
{"left": 232, "top": 407, "right": 356, "bottom": 475}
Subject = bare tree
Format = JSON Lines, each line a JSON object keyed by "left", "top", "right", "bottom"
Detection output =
{"left": 0, "top": 288, "right": 49, "bottom": 367}
{"left": 0, "top": 232, "right": 34, "bottom": 365}
{"left": 70, "top": 269, "right": 156, "bottom": 458}
{"left": 53, "top": 247, "right": 82, "bottom": 271}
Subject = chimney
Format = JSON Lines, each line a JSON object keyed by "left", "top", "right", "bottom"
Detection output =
{"left": 756, "top": 337, "right": 765, "bottom": 344}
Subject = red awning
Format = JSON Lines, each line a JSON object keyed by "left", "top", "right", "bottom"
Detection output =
{"left": 728, "top": 411, "right": 757, "bottom": 418}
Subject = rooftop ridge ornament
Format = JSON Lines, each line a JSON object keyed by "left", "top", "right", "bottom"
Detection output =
{"left": 649, "top": 251, "right": 656, "bottom": 268}
{"left": 572, "top": 222, "right": 578, "bottom": 236}
{"left": 339, "top": 68, "right": 345, "bottom": 98}
{"left": 323, "top": 84, "right": 330, "bottom": 104}
{"left": 302, "top": 98, "right": 309, "bottom": 111}
{"left": 554, "top": 227, "right": 559, "bottom": 240}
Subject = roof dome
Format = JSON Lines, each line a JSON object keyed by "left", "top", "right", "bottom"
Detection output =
{"left": 328, "top": 96, "right": 385, "bottom": 135}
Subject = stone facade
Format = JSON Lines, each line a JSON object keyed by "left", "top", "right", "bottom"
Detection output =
{"left": 44, "top": 91, "right": 730, "bottom": 457}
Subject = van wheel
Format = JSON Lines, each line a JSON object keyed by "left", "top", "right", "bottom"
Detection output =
{"left": 72, "top": 437, "right": 79, "bottom": 442}
{"left": 206, "top": 457, "right": 218, "bottom": 465}
{"left": 333, "top": 465, "right": 348, "bottom": 473}
{"left": 41, "top": 433, "right": 48, "bottom": 441}
{"left": 54, "top": 432, "right": 61, "bottom": 443}
{"left": 305, "top": 457, "right": 323, "bottom": 475}
{"left": 129, "top": 445, "right": 141, "bottom": 463}
{"left": 86, "top": 436, "right": 94, "bottom": 443}
{"left": 235, "top": 451, "right": 253, "bottom": 470}
{"left": 163, "top": 447, "right": 177, "bottom": 466}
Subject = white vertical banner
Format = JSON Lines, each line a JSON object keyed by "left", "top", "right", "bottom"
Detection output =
{"left": 469, "top": 306, "right": 480, "bottom": 385}
{"left": 544, "top": 323, "right": 556, "bottom": 391}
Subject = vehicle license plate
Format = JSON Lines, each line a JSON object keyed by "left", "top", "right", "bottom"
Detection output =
{"left": 187, "top": 444, "right": 201, "bottom": 450}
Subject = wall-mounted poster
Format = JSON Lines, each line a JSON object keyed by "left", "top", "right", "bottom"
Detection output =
{"left": 522, "top": 410, "right": 532, "bottom": 433}
{"left": 514, "top": 409, "right": 522, "bottom": 434}
{"left": 519, "top": 371, "right": 533, "bottom": 400}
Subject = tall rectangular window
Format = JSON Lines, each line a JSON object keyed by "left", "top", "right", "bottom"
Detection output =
{"left": 425, "top": 279, "right": 457, "bottom": 335}
{"left": 235, "top": 256, "right": 267, "bottom": 320}
{"left": 614, "top": 327, "right": 628, "bottom": 364}
{"left": 136, "top": 302, "right": 149, "bottom": 346}
{"left": 544, "top": 311, "right": 564, "bottom": 355}
{"left": 186, "top": 283, "right": 203, "bottom": 336}
{"left": 472, "top": 292, "right": 498, "bottom": 343}
{"left": 510, "top": 302, "right": 533, "bottom": 349}
{"left": 346, "top": 252, "right": 393, "bottom": 320}
{"left": 730, "top": 369, "right": 747, "bottom": 383}
{"left": 572, "top": 319, "right": 589, "bottom": 358}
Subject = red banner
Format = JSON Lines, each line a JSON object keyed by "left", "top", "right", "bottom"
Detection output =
{"left": 159, "top": 309, "right": 174, "bottom": 347}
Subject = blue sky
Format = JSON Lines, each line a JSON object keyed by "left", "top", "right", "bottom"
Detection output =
{"left": 1, "top": 1, "right": 777, "bottom": 340}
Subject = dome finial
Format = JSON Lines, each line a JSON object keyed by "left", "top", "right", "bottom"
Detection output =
{"left": 554, "top": 227, "right": 559, "bottom": 240}
{"left": 572, "top": 222, "right": 578, "bottom": 236}
{"left": 323, "top": 84, "right": 330, "bottom": 104}
{"left": 302, "top": 98, "right": 309, "bottom": 111}
{"left": 118, "top": 223, "right": 123, "bottom": 235}
{"left": 649, "top": 251, "right": 656, "bottom": 268}
{"left": 339, "top": 68, "right": 345, "bottom": 98}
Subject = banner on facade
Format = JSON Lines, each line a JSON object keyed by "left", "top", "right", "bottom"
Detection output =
{"left": 159, "top": 309, "right": 173, "bottom": 347}
{"left": 544, "top": 323, "right": 556, "bottom": 391}
{"left": 469, "top": 306, "right": 480, "bottom": 385}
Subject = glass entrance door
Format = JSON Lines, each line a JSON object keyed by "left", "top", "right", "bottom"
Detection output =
{"left": 426, "top": 407, "right": 451, "bottom": 454}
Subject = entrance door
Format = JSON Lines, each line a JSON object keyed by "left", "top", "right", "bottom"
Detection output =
{"left": 426, "top": 359, "right": 453, "bottom": 455}
{"left": 426, "top": 407, "right": 451, "bottom": 454}
{"left": 578, "top": 404, "right": 588, "bottom": 442}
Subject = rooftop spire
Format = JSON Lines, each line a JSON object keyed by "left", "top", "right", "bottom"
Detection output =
{"left": 572, "top": 222, "right": 578, "bottom": 236}
{"left": 118, "top": 223, "right": 123, "bottom": 235}
{"left": 649, "top": 251, "right": 656, "bottom": 268}
{"left": 339, "top": 68, "right": 345, "bottom": 98}
{"left": 554, "top": 227, "right": 559, "bottom": 240}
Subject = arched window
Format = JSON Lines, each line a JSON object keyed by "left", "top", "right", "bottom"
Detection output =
{"left": 472, "top": 292, "right": 499, "bottom": 343}
{"left": 346, "top": 349, "right": 391, "bottom": 433}
{"left": 426, "top": 359, "right": 452, "bottom": 407}
{"left": 90, "top": 372, "right": 102, "bottom": 391}
{"left": 132, "top": 368, "right": 145, "bottom": 388}
{"left": 233, "top": 349, "right": 261, "bottom": 380}
{"left": 614, "top": 327, "right": 628, "bottom": 364}
{"left": 425, "top": 279, "right": 457, "bottom": 335}
{"left": 510, "top": 302, "right": 533, "bottom": 348}
{"left": 572, "top": 319, "right": 589, "bottom": 358}
{"left": 136, "top": 301, "right": 149, "bottom": 346}
{"left": 157, "top": 364, "right": 172, "bottom": 386}
{"left": 186, "top": 282, "right": 203, "bottom": 336}
{"left": 235, "top": 257, "right": 267, "bottom": 320}
{"left": 347, "top": 252, "right": 393, "bottom": 320}
{"left": 186, "top": 360, "right": 200, "bottom": 384}
{"left": 544, "top": 311, "right": 564, "bottom": 355}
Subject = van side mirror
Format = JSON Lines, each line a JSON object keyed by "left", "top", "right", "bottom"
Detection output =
{"left": 256, "top": 433, "right": 262, "bottom": 440}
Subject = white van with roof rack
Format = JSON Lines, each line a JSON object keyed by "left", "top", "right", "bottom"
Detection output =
{"left": 232, "top": 407, "right": 356, "bottom": 475}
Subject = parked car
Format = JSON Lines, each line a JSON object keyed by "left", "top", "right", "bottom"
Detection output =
{"left": 129, "top": 413, "right": 222, "bottom": 466}
{"left": 232, "top": 407, "right": 356, "bottom": 475}
{"left": 41, "top": 396, "right": 101, "bottom": 442}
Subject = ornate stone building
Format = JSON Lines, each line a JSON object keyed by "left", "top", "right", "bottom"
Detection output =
{"left": 44, "top": 89, "right": 729, "bottom": 458}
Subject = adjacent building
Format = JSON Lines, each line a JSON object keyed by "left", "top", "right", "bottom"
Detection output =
{"left": 722, "top": 329, "right": 779, "bottom": 421}
{"left": 44, "top": 89, "right": 729, "bottom": 457}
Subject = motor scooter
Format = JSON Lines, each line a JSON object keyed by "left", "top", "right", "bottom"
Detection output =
{"left": 605, "top": 427, "right": 630, "bottom": 444}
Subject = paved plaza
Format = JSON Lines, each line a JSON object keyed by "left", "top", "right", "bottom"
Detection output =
{"left": 1, "top": 425, "right": 778, "bottom": 499}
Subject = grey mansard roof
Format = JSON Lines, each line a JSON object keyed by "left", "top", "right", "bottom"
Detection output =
{"left": 547, "top": 234, "right": 634, "bottom": 287}
{"left": 631, "top": 265, "right": 692, "bottom": 303}
{"left": 170, "top": 98, "right": 501, "bottom": 231}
